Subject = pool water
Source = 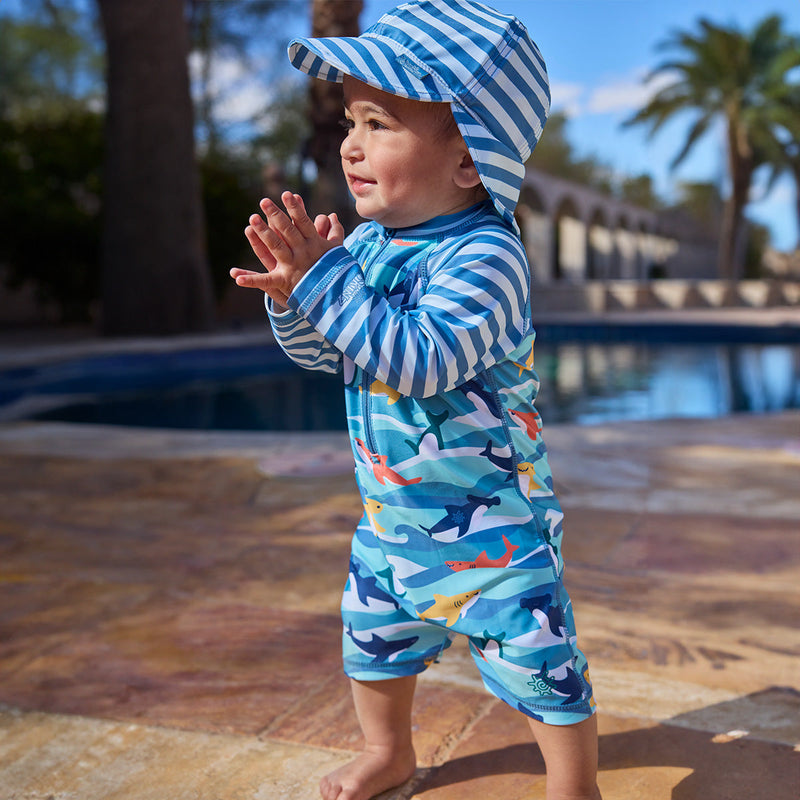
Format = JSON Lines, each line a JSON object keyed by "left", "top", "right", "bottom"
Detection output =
{"left": 6, "top": 341, "right": 799, "bottom": 431}
{"left": 535, "top": 342, "right": 799, "bottom": 425}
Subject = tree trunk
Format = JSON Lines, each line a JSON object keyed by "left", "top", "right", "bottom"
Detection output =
{"left": 306, "top": 0, "right": 362, "bottom": 229}
{"left": 98, "top": 0, "right": 215, "bottom": 336}
{"left": 718, "top": 122, "right": 754, "bottom": 281}
{"left": 792, "top": 161, "right": 800, "bottom": 251}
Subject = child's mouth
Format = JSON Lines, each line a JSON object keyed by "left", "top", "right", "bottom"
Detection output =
{"left": 348, "top": 175, "right": 374, "bottom": 194}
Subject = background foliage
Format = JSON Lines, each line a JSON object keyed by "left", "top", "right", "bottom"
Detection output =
{"left": 0, "top": 1, "right": 795, "bottom": 327}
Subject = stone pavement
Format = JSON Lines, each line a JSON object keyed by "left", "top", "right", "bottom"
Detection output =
{"left": 0, "top": 413, "right": 799, "bottom": 799}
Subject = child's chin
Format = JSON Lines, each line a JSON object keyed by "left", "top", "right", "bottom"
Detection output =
{"left": 354, "top": 201, "right": 378, "bottom": 221}
{"left": 358, "top": 208, "right": 389, "bottom": 225}
{"left": 358, "top": 207, "right": 412, "bottom": 228}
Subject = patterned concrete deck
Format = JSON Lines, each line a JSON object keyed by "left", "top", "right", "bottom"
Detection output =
{"left": 1, "top": 412, "right": 799, "bottom": 799}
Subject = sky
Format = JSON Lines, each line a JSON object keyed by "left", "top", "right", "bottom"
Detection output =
{"left": 356, "top": 0, "right": 800, "bottom": 251}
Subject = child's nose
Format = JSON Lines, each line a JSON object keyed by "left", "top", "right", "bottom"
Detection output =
{"left": 340, "top": 130, "right": 363, "bottom": 161}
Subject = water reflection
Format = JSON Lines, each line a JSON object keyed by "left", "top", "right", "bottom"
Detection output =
{"left": 730, "top": 346, "right": 800, "bottom": 413}
{"left": 26, "top": 343, "right": 800, "bottom": 431}
{"left": 534, "top": 343, "right": 800, "bottom": 425}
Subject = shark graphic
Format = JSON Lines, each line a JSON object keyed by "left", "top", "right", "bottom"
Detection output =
{"left": 349, "top": 558, "right": 400, "bottom": 609}
{"left": 346, "top": 623, "right": 419, "bottom": 663}
{"left": 517, "top": 461, "right": 547, "bottom": 498}
{"left": 420, "top": 494, "right": 501, "bottom": 538}
{"left": 457, "top": 378, "right": 503, "bottom": 419}
{"left": 363, "top": 498, "right": 386, "bottom": 533}
{"left": 472, "top": 629, "right": 507, "bottom": 659}
{"left": 376, "top": 565, "right": 407, "bottom": 599}
{"left": 519, "top": 592, "right": 565, "bottom": 640}
{"left": 528, "top": 660, "right": 585, "bottom": 706}
{"left": 355, "top": 438, "right": 422, "bottom": 486}
{"left": 445, "top": 534, "right": 519, "bottom": 571}
{"left": 405, "top": 409, "right": 449, "bottom": 455}
{"left": 418, "top": 589, "right": 481, "bottom": 627}
{"left": 369, "top": 378, "right": 402, "bottom": 405}
{"left": 509, "top": 409, "right": 543, "bottom": 440}
{"left": 512, "top": 342, "right": 535, "bottom": 377}
{"left": 480, "top": 440, "right": 515, "bottom": 478}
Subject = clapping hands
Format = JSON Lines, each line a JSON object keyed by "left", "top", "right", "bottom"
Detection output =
{"left": 230, "top": 191, "right": 345, "bottom": 308}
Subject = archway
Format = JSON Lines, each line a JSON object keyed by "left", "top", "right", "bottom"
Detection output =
{"left": 613, "top": 214, "right": 638, "bottom": 279}
{"left": 517, "top": 185, "right": 552, "bottom": 281}
{"left": 587, "top": 206, "right": 612, "bottom": 280}
{"left": 553, "top": 195, "right": 585, "bottom": 281}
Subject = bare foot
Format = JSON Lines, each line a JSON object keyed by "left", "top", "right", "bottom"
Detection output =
{"left": 319, "top": 745, "right": 417, "bottom": 800}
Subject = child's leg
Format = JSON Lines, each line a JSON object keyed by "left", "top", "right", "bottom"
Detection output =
{"left": 319, "top": 675, "right": 418, "bottom": 800}
{"left": 526, "top": 714, "right": 601, "bottom": 800}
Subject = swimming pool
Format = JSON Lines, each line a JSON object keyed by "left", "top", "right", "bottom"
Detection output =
{"left": 2, "top": 327, "right": 798, "bottom": 430}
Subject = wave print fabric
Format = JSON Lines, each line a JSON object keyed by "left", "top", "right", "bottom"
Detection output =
{"left": 268, "top": 202, "right": 594, "bottom": 724}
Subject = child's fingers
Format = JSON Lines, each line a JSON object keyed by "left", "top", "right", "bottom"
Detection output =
{"left": 260, "top": 197, "right": 303, "bottom": 250}
{"left": 327, "top": 213, "right": 345, "bottom": 246}
{"left": 251, "top": 208, "right": 295, "bottom": 258}
{"left": 230, "top": 267, "right": 259, "bottom": 280}
{"left": 245, "top": 223, "right": 277, "bottom": 268}
{"left": 314, "top": 213, "right": 332, "bottom": 239}
{"left": 282, "top": 192, "right": 319, "bottom": 240}
{"left": 231, "top": 266, "right": 290, "bottom": 305}
{"left": 232, "top": 269, "right": 269, "bottom": 291}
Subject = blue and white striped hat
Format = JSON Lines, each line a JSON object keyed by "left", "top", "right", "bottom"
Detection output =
{"left": 288, "top": 0, "right": 550, "bottom": 230}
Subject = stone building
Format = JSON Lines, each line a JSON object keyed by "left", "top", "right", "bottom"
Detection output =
{"left": 518, "top": 167, "right": 717, "bottom": 283}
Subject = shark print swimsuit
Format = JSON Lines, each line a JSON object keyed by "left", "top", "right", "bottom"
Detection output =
{"left": 268, "top": 201, "right": 595, "bottom": 726}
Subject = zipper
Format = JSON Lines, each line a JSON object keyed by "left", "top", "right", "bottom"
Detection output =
{"left": 361, "top": 228, "right": 395, "bottom": 456}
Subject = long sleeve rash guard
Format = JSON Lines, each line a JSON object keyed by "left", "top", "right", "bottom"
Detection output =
{"left": 267, "top": 200, "right": 567, "bottom": 576}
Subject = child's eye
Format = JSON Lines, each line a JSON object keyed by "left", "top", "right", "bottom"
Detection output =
{"left": 339, "top": 117, "right": 354, "bottom": 132}
{"left": 367, "top": 119, "right": 386, "bottom": 131}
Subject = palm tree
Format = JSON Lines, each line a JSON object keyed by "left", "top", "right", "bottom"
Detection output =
{"left": 626, "top": 14, "right": 800, "bottom": 278}
{"left": 751, "top": 78, "right": 800, "bottom": 251}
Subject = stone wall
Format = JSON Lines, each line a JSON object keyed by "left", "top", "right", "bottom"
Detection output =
{"left": 529, "top": 279, "right": 800, "bottom": 314}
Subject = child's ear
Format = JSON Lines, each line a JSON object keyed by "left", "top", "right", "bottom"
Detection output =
{"left": 453, "top": 150, "right": 482, "bottom": 189}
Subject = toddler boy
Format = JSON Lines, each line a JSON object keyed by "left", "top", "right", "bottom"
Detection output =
{"left": 231, "top": 2, "right": 601, "bottom": 799}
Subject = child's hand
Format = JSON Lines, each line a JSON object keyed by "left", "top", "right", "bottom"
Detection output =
{"left": 230, "top": 191, "right": 344, "bottom": 309}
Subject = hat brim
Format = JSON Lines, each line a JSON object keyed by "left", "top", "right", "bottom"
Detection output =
{"left": 289, "top": 35, "right": 452, "bottom": 102}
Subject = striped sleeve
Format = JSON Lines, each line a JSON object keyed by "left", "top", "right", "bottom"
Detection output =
{"left": 286, "top": 227, "right": 530, "bottom": 397}
{"left": 267, "top": 299, "right": 343, "bottom": 374}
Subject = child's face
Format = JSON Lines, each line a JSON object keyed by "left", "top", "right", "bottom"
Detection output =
{"left": 341, "top": 77, "right": 481, "bottom": 229}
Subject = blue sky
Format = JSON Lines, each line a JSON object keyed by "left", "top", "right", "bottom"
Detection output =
{"left": 360, "top": 0, "right": 800, "bottom": 250}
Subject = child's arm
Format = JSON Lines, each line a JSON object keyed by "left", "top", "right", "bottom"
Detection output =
{"left": 260, "top": 204, "right": 530, "bottom": 398}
